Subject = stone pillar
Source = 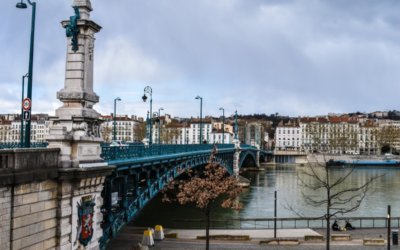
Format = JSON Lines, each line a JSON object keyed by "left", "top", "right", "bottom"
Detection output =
{"left": 45, "top": 1, "right": 115, "bottom": 249}
{"left": 47, "top": 0, "right": 104, "bottom": 169}
{"left": 256, "top": 145, "right": 260, "bottom": 168}
{"left": 233, "top": 139, "right": 241, "bottom": 176}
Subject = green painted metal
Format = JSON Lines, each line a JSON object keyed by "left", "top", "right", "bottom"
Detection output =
{"left": 220, "top": 107, "right": 225, "bottom": 143}
{"left": 101, "top": 144, "right": 236, "bottom": 162}
{"left": 0, "top": 142, "right": 48, "bottom": 149}
{"left": 65, "top": 6, "right": 80, "bottom": 52}
{"left": 17, "top": 0, "right": 36, "bottom": 148}
{"left": 143, "top": 86, "right": 153, "bottom": 144}
{"left": 195, "top": 96, "right": 203, "bottom": 144}
{"left": 98, "top": 143, "right": 265, "bottom": 248}
{"left": 113, "top": 97, "right": 121, "bottom": 141}
{"left": 20, "top": 73, "right": 28, "bottom": 145}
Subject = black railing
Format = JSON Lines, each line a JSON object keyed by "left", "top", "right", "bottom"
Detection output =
{"left": 170, "top": 217, "right": 400, "bottom": 229}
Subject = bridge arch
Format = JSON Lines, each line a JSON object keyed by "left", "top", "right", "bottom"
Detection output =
{"left": 239, "top": 150, "right": 257, "bottom": 169}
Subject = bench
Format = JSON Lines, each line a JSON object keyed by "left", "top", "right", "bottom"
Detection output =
{"left": 260, "top": 238, "right": 299, "bottom": 245}
{"left": 304, "top": 235, "right": 324, "bottom": 241}
{"left": 363, "top": 238, "right": 385, "bottom": 246}
{"left": 331, "top": 234, "right": 351, "bottom": 241}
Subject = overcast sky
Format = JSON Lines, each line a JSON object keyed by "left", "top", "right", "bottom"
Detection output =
{"left": 2, "top": 0, "right": 400, "bottom": 119}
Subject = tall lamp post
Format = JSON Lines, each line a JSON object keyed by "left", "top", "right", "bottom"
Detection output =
{"left": 234, "top": 110, "right": 238, "bottom": 140}
{"left": 113, "top": 97, "right": 121, "bottom": 141}
{"left": 219, "top": 107, "right": 225, "bottom": 144}
{"left": 17, "top": 0, "right": 36, "bottom": 148}
{"left": 195, "top": 96, "right": 203, "bottom": 144}
{"left": 158, "top": 107, "right": 164, "bottom": 144}
{"left": 20, "top": 73, "right": 29, "bottom": 145}
{"left": 142, "top": 86, "right": 153, "bottom": 144}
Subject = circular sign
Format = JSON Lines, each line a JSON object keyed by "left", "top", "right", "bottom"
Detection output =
{"left": 22, "top": 98, "right": 31, "bottom": 111}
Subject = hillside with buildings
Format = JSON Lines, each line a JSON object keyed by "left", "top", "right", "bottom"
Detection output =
{"left": 2, "top": 110, "right": 400, "bottom": 155}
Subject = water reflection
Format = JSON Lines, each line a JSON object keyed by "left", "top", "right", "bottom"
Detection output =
{"left": 132, "top": 164, "right": 400, "bottom": 228}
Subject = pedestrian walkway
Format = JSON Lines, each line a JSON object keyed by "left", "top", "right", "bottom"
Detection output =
{"left": 107, "top": 226, "right": 400, "bottom": 250}
{"left": 163, "top": 228, "right": 320, "bottom": 239}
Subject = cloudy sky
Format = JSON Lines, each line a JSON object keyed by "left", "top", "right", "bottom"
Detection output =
{"left": 2, "top": 0, "right": 400, "bottom": 119}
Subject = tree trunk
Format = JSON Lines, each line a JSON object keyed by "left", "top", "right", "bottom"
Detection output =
{"left": 206, "top": 207, "right": 210, "bottom": 250}
{"left": 326, "top": 168, "right": 331, "bottom": 250}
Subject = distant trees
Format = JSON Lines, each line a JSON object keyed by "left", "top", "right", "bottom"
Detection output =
{"left": 101, "top": 125, "right": 112, "bottom": 143}
{"left": 160, "top": 126, "right": 180, "bottom": 144}
{"left": 162, "top": 147, "right": 243, "bottom": 250}
{"left": 375, "top": 125, "right": 400, "bottom": 154}
{"left": 133, "top": 122, "right": 146, "bottom": 142}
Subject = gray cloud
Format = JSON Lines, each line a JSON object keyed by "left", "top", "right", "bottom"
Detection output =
{"left": 1, "top": 0, "right": 400, "bottom": 118}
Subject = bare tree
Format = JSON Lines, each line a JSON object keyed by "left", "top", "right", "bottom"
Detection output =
{"left": 162, "top": 147, "right": 243, "bottom": 250}
{"left": 101, "top": 125, "right": 113, "bottom": 143}
{"left": 376, "top": 125, "right": 400, "bottom": 154}
{"left": 161, "top": 126, "right": 180, "bottom": 144}
{"left": 133, "top": 122, "right": 146, "bottom": 142}
{"left": 288, "top": 160, "right": 382, "bottom": 250}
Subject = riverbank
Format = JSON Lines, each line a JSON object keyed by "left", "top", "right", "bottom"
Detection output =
{"left": 107, "top": 226, "right": 400, "bottom": 249}
{"left": 306, "top": 153, "right": 400, "bottom": 164}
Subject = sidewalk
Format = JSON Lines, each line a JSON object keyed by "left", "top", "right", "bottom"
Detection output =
{"left": 107, "top": 226, "right": 400, "bottom": 250}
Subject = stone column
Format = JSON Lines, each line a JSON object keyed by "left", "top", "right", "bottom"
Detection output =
{"left": 256, "top": 145, "right": 260, "bottom": 168}
{"left": 233, "top": 139, "right": 241, "bottom": 176}
{"left": 47, "top": 0, "right": 104, "bottom": 169}
{"left": 46, "top": 1, "right": 115, "bottom": 249}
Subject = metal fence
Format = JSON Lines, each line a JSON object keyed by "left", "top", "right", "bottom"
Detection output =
{"left": 101, "top": 144, "right": 240, "bottom": 161}
{"left": 0, "top": 142, "right": 48, "bottom": 150}
{"left": 170, "top": 217, "right": 400, "bottom": 229}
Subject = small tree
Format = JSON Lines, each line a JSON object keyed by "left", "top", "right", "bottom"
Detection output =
{"left": 133, "top": 122, "right": 146, "bottom": 142}
{"left": 376, "top": 125, "right": 400, "bottom": 154}
{"left": 163, "top": 147, "right": 243, "bottom": 250}
{"left": 288, "top": 159, "right": 382, "bottom": 250}
{"left": 101, "top": 125, "right": 113, "bottom": 142}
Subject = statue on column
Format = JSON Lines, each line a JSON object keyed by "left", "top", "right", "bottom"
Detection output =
{"left": 65, "top": 6, "right": 80, "bottom": 52}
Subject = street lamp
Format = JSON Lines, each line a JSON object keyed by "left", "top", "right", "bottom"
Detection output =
{"left": 158, "top": 107, "right": 164, "bottom": 144}
{"left": 20, "top": 73, "right": 29, "bottom": 145}
{"left": 234, "top": 110, "right": 238, "bottom": 140}
{"left": 142, "top": 86, "right": 153, "bottom": 144}
{"left": 113, "top": 97, "right": 121, "bottom": 141}
{"left": 219, "top": 107, "right": 225, "bottom": 144}
{"left": 17, "top": 0, "right": 36, "bottom": 148}
{"left": 195, "top": 96, "right": 203, "bottom": 144}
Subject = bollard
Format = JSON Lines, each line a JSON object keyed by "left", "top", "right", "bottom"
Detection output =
{"left": 154, "top": 225, "right": 165, "bottom": 240}
{"left": 141, "top": 229, "right": 155, "bottom": 247}
{"left": 392, "top": 230, "right": 398, "bottom": 245}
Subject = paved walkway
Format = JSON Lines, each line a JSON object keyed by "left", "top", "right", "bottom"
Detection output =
{"left": 107, "top": 226, "right": 400, "bottom": 250}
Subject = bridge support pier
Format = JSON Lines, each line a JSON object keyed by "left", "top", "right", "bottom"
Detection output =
{"left": 256, "top": 145, "right": 261, "bottom": 168}
{"left": 233, "top": 139, "right": 241, "bottom": 176}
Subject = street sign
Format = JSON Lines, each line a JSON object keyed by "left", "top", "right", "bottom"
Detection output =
{"left": 22, "top": 98, "right": 31, "bottom": 111}
{"left": 23, "top": 110, "right": 31, "bottom": 121}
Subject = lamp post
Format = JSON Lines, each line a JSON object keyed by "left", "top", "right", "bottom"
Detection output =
{"left": 20, "top": 73, "right": 29, "bottom": 145}
{"left": 113, "top": 97, "right": 121, "bottom": 141}
{"left": 142, "top": 86, "right": 153, "bottom": 144}
{"left": 195, "top": 96, "right": 203, "bottom": 144}
{"left": 158, "top": 107, "right": 164, "bottom": 144}
{"left": 234, "top": 110, "right": 238, "bottom": 140}
{"left": 17, "top": 0, "right": 36, "bottom": 148}
{"left": 219, "top": 107, "right": 225, "bottom": 144}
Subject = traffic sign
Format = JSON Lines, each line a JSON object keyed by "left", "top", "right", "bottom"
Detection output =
{"left": 23, "top": 110, "right": 31, "bottom": 121}
{"left": 22, "top": 98, "right": 31, "bottom": 111}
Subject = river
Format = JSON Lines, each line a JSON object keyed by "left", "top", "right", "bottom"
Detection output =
{"left": 131, "top": 164, "right": 400, "bottom": 228}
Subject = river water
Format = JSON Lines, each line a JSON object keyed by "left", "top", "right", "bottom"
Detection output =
{"left": 131, "top": 164, "right": 400, "bottom": 228}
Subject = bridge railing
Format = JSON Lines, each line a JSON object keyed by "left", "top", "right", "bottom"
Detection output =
{"left": 101, "top": 143, "right": 236, "bottom": 161}
{"left": 0, "top": 142, "right": 48, "bottom": 150}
